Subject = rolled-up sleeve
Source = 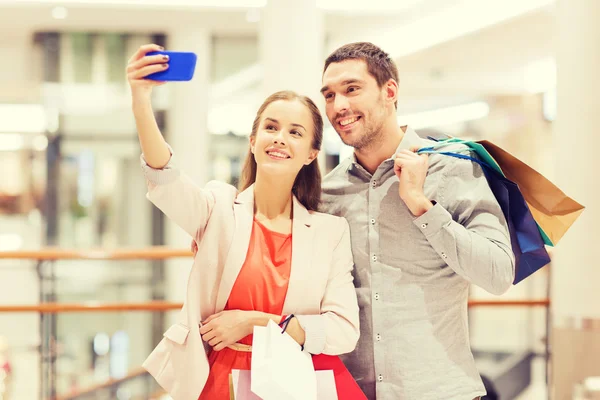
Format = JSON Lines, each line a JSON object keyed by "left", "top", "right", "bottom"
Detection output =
{"left": 140, "top": 144, "right": 180, "bottom": 186}
{"left": 413, "top": 158, "right": 515, "bottom": 295}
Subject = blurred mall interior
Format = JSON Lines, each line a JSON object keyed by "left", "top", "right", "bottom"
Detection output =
{"left": 0, "top": 0, "right": 598, "bottom": 399}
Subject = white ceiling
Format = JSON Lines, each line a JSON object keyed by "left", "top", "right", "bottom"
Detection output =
{"left": 396, "top": 7, "right": 555, "bottom": 101}
{"left": 0, "top": 0, "right": 557, "bottom": 110}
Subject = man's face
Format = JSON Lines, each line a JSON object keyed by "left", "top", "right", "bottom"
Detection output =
{"left": 321, "top": 59, "right": 388, "bottom": 150}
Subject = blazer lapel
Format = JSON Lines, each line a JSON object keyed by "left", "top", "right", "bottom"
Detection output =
{"left": 214, "top": 185, "right": 254, "bottom": 311}
{"left": 282, "top": 197, "right": 314, "bottom": 314}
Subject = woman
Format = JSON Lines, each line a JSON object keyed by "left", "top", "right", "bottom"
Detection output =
{"left": 127, "top": 44, "right": 363, "bottom": 400}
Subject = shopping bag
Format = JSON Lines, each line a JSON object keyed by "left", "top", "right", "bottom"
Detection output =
{"left": 479, "top": 140, "right": 584, "bottom": 246}
{"left": 482, "top": 164, "right": 552, "bottom": 283}
{"left": 250, "top": 320, "right": 317, "bottom": 400}
{"left": 421, "top": 137, "right": 584, "bottom": 246}
{"left": 418, "top": 146, "right": 551, "bottom": 283}
{"left": 231, "top": 369, "right": 338, "bottom": 400}
{"left": 312, "top": 354, "right": 366, "bottom": 399}
{"left": 230, "top": 370, "right": 261, "bottom": 400}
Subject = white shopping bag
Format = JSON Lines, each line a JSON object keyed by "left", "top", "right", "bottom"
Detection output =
{"left": 231, "top": 369, "right": 338, "bottom": 400}
{"left": 230, "top": 369, "right": 261, "bottom": 400}
{"left": 250, "top": 320, "right": 317, "bottom": 400}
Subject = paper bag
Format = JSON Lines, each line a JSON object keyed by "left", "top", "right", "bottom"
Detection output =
{"left": 478, "top": 140, "right": 584, "bottom": 245}
{"left": 250, "top": 320, "right": 317, "bottom": 400}
{"left": 231, "top": 369, "right": 337, "bottom": 400}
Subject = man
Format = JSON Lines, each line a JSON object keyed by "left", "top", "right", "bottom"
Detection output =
{"left": 318, "top": 42, "right": 514, "bottom": 400}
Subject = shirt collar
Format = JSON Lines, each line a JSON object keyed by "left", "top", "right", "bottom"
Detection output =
{"left": 393, "top": 125, "right": 427, "bottom": 154}
{"left": 347, "top": 125, "right": 426, "bottom": 174}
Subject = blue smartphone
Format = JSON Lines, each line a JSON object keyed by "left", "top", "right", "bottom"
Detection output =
{"left": 145, "top": 51, "right": 197, "bottom": 81}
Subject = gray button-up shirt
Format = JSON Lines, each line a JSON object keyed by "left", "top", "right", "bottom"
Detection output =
{"left": 320, "top": 127, "right": 515, "bottom": 400}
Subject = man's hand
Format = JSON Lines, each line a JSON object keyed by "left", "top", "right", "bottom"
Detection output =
{"left": 393, "top": 146, "right": 433, "bottom": 217}
{"left": 199, "top": 310, "right": 254, "bottom": 351}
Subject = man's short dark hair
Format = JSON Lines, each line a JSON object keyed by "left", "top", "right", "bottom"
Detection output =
{"left": 324, "top": 42, "right": 399, "bottom": 107}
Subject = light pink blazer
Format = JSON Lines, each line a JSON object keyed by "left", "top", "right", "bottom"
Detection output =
{"left": 140, "top": 154, "right": 360, "bottom": 400}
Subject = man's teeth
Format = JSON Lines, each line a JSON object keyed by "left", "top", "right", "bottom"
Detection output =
{"left": 340, "top": 117, "right": 358, "bottom": 126}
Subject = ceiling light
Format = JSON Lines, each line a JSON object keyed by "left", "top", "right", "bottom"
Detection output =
{"left": 398, "top": 101, "right": 490, "bottom": 129}
{"left": 246, "top": 9, "right": 261, "bottom": 23}
{"left": 524, "top": 58, "right": 556, "bottom": 94}
{"left": 32, "top": 135, "right": 49, "bottom": 151}
{"left": 317, "top": 0, "right": 424, "bottom": 13}
{"left": 0, "top": 234, "right": 23, "bottom": 251}
{"left": 16, "top": 0, "right": 267, "bottom": 7}
{"left": 51, "top": 6, "right": 68, "bottom": 19}
{"left": 0, "top": 104, "right": 47, "bottom": 133}
{"left": 0, "top": 134, "right": 24, "bottom": 152}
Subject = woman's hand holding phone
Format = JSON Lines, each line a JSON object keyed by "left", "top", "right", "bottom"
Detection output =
{"left": 126, "top": 43, "right": 169, "bottom": 100}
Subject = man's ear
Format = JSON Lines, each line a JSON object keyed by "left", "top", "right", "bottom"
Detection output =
{"left": 385, "top": 78, "right": 399, "bottom": 105}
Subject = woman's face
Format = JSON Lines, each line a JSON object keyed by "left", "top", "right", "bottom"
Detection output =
{"left": 250, "top": 99, "right": 318, "bottom": 179}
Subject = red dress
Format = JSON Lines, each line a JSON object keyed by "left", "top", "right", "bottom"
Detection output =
{"left": 199, "top": 218, "right": 365, "bottom": 399}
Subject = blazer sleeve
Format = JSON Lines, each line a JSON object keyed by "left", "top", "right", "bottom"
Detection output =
{"left": 141, "top": 145, "right": 234, "bottom": 238}
{"left": 295, "top": 217, "right": 360, "bottom": 355}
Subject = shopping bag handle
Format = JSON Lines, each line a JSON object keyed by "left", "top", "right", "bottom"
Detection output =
{"left": 417, "top": 148, "right": 499, "bottom": 177}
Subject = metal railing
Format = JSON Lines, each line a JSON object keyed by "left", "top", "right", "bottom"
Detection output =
{"left": 0, "top": 248, "right": 551, "bottom": 400}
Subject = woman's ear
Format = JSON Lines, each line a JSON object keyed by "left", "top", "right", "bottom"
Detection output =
{"left": 304, "top": 149, "right": 319, "bottom": 165}
{"left": 249, "top": 135, "right": 256, "bottom": 154}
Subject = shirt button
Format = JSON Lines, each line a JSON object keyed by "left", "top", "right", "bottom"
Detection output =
{"left": 372, "top": 255, "right": 377, "bottom": 262}
{"left": 421, "top": 223, "right": 428, "bottom": 229}
{"left": 378, "top": 374, "right": 383, "bottom": 382}
{"left": 441, "top": 252, "right": 448, "bottom": 259}
{"left": 370, "top": 218, "right": 376, "bottom": 225}
{"left": 376, "top": 334, "right": 381, "bottom": 341}
{"left": 372, "top": 180, "right": 377, "bottom": 187}
{"left": 374, "top": 293, "right": 380, "bottom": 300}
